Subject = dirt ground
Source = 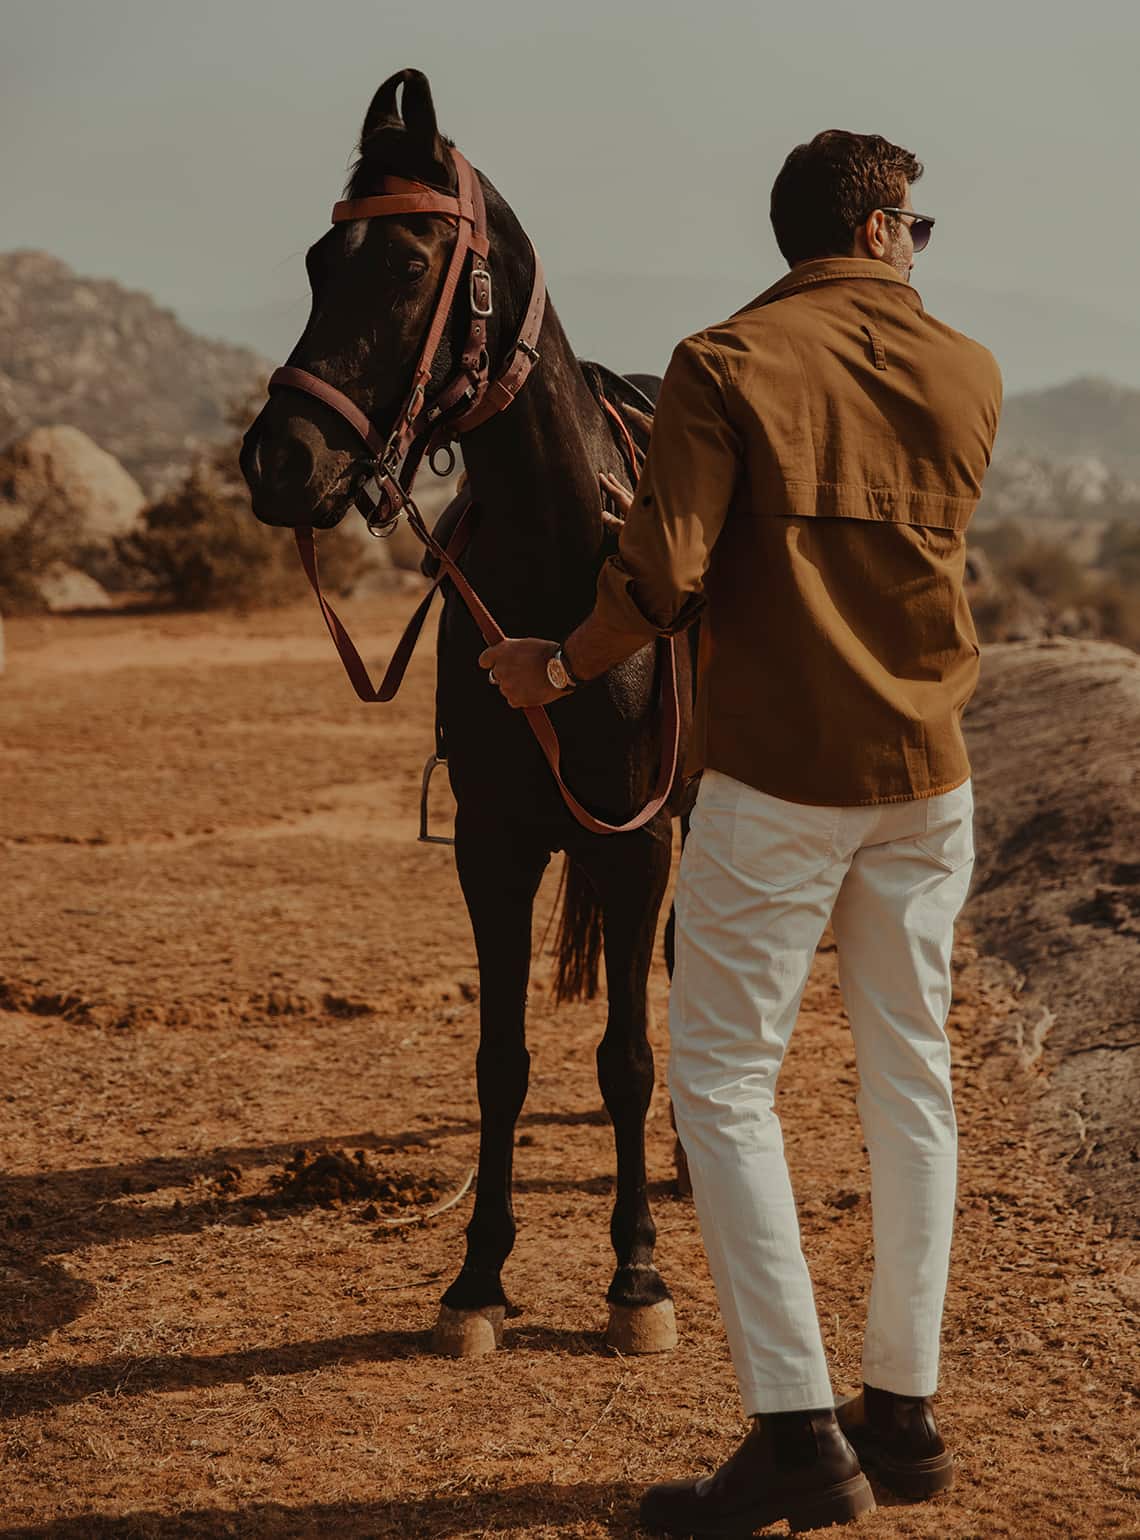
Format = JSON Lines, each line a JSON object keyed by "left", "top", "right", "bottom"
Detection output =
{"left": 1, "top": 596, "right": 1137, "bottom": 1539}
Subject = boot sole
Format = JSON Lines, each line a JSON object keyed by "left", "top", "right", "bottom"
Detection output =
{"left": 835, "top": 1398, "right": 955, "bottom": 1502}
{"left": 786, "top": 1473, "right": 877, "bottom": 1533}
{"left": 641, "top": 1472, "right": 876, "bottom": 1536}
{"left": 861, "top": 1446, "right": 954, "bottom": 1501}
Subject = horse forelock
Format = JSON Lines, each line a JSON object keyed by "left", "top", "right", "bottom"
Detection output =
{"left": 345, "top": 132, "right": 458, "bottom": 200}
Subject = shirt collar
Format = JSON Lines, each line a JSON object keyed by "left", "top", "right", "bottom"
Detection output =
{"left": 743, "top": 257, "right": 924, "bottom": 313}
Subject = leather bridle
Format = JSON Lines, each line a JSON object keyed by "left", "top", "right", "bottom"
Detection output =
{"left": 262, "top": 143, "right": 680, "bottom": 838}
{"left": 268, "top": 146, "right": 544, "bottom": 532}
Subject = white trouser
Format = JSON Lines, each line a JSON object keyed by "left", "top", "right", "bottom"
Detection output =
{"left": 669, "top": 770, "right": 974, "bottom": 1416}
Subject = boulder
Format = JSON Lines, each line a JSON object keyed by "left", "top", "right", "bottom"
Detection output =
{"left": 0, "top": 424, "right": 145, "bottom": 544}
{"left": 37, "top": 563, "right": 112, "bottom": 612}
{"left": 0, "top": 425, "right": 145, "bottom": 594}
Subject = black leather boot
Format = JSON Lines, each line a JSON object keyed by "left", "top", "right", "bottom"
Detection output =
{"left": 835, "top": 1384, "right": 953, "bottom": 1499}
{"left": 638, "top": 1407, "right": 874, "bottom": 1535}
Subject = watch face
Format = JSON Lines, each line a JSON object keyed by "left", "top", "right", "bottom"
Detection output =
{"left": 547, "top": 654, "right": 569, "bottom": 691}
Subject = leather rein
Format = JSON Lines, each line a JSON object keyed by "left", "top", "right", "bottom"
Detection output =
{"left": 265, "top": 144, "right": 680, "bottom": 838}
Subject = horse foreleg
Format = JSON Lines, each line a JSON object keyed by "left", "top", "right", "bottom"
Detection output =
{"left": 433, "top": 814, "right": 548, "bottom": 1358}
{"left": 576, "top": 827, "right": 678, "bottom": 1354}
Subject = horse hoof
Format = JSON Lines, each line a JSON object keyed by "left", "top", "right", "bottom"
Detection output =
{"left": 431, "top": 1304, "right": 505, "bottom": 1358}
{"left": 606, "top": 1298, "right": 678, "bottom": 1354}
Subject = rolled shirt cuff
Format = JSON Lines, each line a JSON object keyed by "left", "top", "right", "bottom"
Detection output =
{"left": 594, "top": 553, "right": 705, "bottom": 640}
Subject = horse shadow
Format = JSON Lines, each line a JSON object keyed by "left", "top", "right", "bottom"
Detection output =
{"left": 0, "top": 1104, "right": 622, "bottom": 1356}
{"left": 0, "top": 1481, "right": 641, "bottom": 1537}
{"left": 0, "top": 1317, "right": 617, "bottom": 1424}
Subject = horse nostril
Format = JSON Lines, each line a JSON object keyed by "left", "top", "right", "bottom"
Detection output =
{"left": 239, "top": 430, "right": 263, "bottom": 486}
{"left": 259, "top": 434, "right": 316, "bottom": 490}
{"left": 283, "top": 435, "right": 317, "bottom": 488}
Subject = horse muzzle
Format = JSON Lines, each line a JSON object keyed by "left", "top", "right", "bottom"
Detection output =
{"left": 240, "top": 411, "right": 360, "bottom": 529}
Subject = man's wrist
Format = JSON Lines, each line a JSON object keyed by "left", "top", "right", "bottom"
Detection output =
{"left": 559, "top": 640, "right": 588, "bottom": 688}
{"left": 561, "top": 610, "right": 649, "bottom": 684}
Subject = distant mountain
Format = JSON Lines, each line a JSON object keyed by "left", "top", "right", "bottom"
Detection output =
{"left": 5, "top": 250, "right": 1138, "bottom": 501}
{"left": 994, "top": 378, "right": 1140, "bottom": 479}
{"left": 0, "top": 251, "right": 269, "bottom": 494}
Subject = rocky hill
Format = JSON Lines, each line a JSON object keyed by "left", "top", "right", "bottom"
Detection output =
{"left": 996, "top": 377, "right": 1140, "bottom": 479}
{"left": 965, "top": 638, "right": 1140, "bottom": 1237}
{"left": 0, "top": 250, "right": 268, "bottom": 496}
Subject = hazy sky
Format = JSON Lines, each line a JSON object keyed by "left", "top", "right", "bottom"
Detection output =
{"left": 4, "top": 0, "right": 1139, "bottom": 387}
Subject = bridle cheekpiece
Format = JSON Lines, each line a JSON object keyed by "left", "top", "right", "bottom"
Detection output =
{"left": 266, "top": 145, "right": 545, "bottom": 535}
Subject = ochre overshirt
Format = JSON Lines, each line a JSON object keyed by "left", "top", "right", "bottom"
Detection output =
{"left": 592, "top": 257, "right": 1003, "bottom": 806}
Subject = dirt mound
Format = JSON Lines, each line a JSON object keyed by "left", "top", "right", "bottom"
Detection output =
{"left": 965, "top": 637, "right": 1140, "bottom": 1236}
{"left": 0, "top": 249, "right": 266, "bottom": 494}
{"left": 264, "top": 1148, "right": 447, "bottom": 1215}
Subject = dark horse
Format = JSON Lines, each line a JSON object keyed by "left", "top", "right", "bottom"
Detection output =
{"left": 241, "top": 69, "right": 692, "bottom": 1357}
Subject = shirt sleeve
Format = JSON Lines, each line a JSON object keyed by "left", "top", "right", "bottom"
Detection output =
{"left": 593, "top": 334, "right": 740, "bottom": 639}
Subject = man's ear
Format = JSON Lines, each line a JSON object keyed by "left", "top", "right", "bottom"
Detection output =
{"left": 359, "top": 68, "right": 453, "bottom": 188}
{"left": 855, "top": 210, "right": 888, "bottom": 259}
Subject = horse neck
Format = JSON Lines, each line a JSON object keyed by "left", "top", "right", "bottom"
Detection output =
{"left": 459, "top": 299, "right": 614, "bottom": 574}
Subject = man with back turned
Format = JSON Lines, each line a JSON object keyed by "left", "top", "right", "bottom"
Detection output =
{"left": 483, "top": 129, "right": 1002, "bottom": 1533}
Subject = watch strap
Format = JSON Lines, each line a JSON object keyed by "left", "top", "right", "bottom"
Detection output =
{"left": 556, "top": 645, "right": 585, "bottom": 688}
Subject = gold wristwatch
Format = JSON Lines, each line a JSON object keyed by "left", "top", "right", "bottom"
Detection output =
{"left": 546, "top": 646, "right": 582, "bottom": 693}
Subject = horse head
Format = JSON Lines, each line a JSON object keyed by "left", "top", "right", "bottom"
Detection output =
{"left": 241, "top": 69, "right": 531, "bottom": 530}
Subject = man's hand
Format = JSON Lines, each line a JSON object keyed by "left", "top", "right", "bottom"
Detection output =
{"left": 479, "top": 638, "right": 564, "bottom": 708}
{"left": 600, "top": 471, "right": 634, "bottom": 519}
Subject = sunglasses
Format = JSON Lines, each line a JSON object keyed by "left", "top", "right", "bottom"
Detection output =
{"left": 878, "top": 207, "right": 936, "bottom": 253}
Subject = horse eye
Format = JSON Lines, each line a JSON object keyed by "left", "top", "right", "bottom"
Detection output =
{"left": 387, "top": 250, "right": 429, "bottom": 284}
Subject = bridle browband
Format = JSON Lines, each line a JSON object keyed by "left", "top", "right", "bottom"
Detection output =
{"left": 267, "top": 145, "right": 545, "bottom": 532}
{"left": 260, "top": 142, "right": 680, "bottom": 839}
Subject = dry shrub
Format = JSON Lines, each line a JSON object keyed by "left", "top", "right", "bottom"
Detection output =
{"left": 0, "top": 512, "right": 81, "bottom": 612}
{"left": 1099, "top": 520, "right": 1140, "bottom": 587}
{"left": 971, "top": 517, "right": 1140, "bottom": 649}
{"left": 1006, "top": 539, "right": 1087, "bottom": 608}
{"left": 117, "top": 436, "right": 363, "bottom": 610}
{"left": 1087, "top": 574, "right": 1140, "bottom": 650}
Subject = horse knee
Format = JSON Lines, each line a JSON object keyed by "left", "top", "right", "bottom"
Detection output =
{"left": 476, "top": 1042, "right": 530, "bottom": 1121}
{"left": 596, "top": 1036, "right": 654, "bottom": 1115}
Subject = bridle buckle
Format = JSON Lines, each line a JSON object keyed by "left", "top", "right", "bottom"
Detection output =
{"left": 362, "top": 446, "right": 411, "bottom": 536}
{"left": 469, "top": 266, "right": 493, "bottom": 318}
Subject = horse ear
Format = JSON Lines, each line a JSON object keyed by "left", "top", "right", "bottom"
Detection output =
{"left": 361, "top": 71, "right": 408, "bottom": 139}
{"left": 360, "top": 69, "right": 452, "bottom": 186}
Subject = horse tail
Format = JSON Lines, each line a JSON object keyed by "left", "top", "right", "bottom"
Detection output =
{"left": 553, "top": 855, "right": 604, "bottom": 1003}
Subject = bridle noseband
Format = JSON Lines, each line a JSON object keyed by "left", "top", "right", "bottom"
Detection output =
{"left": 267, "top": 145, "right": 545, "bottom": 532}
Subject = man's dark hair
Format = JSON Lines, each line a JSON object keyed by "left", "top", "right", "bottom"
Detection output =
{"left": 770, "top": 130, "right": 923, "bottom": 266}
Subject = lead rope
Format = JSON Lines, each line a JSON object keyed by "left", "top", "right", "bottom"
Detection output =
{"left": 295, "top": 478, "right": 681, "bottom": 839}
